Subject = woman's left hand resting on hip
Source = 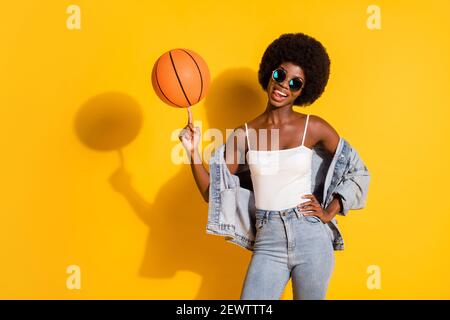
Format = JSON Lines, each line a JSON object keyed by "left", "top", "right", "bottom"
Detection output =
{"left": 297, "top": 194, "right": 340, "bottom": 223}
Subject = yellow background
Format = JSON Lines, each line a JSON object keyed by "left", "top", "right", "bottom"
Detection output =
{"left": 1, "top": 0, "right": 449, "bottom": 299}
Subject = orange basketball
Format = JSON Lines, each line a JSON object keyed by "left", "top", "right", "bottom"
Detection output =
{"left": 151, "top": 48, "right": 211, "bottom": 108}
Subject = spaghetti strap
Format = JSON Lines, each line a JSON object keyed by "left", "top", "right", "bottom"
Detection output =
{"left": 244, "top": 123, "right": 251, "bottom": 151}
{"left": 301, "top": 114, "right": 310, "bottom": 146}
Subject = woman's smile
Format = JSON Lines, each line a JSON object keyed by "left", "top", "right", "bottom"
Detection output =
{"left": 271, "top": 89, "right": 288, "bottom": 102}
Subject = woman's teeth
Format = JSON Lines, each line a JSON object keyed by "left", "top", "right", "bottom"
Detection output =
{"left": 274, "top": 89, "right": 287, "bottom": 97}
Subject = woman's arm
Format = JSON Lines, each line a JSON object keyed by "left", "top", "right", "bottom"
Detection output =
{"left": 189, "top": 148, "right": 210, "bottom": 203}
{"left": 310, "top": 115, "right": 340, "bottom": 156}
{"left": 310, "top": 115, "right": 370, "bottom": 216}
{"left": 179, "top": 124, "right": 247, "bottom": 203}
{"left": 223, "top": 126, "right": 247, "bottom": 176}
{"left": 310, "top": 115, "right": 343, "bottom": 215}
{"left": 179, "top": 123, "right": 210, "bottom": 203}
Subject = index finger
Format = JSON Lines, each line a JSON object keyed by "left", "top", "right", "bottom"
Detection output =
{"left": 187, "top": 107, "right": 192, "bottom": 126}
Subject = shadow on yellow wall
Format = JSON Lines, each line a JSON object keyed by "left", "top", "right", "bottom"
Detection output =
{"left": 72, "top": 68, "right": 285, "bottom": 299}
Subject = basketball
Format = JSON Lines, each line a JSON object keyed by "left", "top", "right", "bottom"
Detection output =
{"left": 151, "top": 48, "right": 210, "bottom": 108}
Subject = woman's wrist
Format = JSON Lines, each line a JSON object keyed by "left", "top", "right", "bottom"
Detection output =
{"left": 189, "top": 147, "right": 202, "bottom": 164}
{"left": 324, "top": 194, "right": 341, "bottom": 220}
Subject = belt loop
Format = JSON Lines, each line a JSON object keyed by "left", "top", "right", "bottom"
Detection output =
{"left": 294, "top": 207, "right": 300, "bottom": 219}
{"left": 264, "top": 211, "right": 269, "bottom": 222}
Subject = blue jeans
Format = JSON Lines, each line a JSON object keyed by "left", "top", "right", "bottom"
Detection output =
{"left": 240, "top": 206, "right": 335, "bottom": 300}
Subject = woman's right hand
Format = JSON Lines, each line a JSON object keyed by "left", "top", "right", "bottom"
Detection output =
{"left": 178, "top": 122, "right": 201, "bottom": 155}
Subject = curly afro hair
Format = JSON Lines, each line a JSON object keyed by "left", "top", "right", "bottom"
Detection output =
{"left": 258, "top": 33, "right": 331, "bottom": 106}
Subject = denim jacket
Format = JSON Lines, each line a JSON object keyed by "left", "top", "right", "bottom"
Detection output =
{"left": 206, "top": 136, "right": 371, "bottom": 251}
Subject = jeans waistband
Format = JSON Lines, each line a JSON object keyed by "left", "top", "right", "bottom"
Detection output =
{"left": 255, "top": 206, "right": 300, "bottom": 218}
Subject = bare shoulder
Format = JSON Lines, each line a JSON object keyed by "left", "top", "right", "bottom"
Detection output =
{"left": 223, "top": 123, "right": 249, "bottom": 172}
{"left": 307, "top": 114, "right": 340, "bottom": 152}
{"left": 233, "top": 124, "right": 247, "bottom": 134}
{"left": 229, "top": 124, "right": 247, "bottom": 143}
{"left": 230, "top": 117, "right": 261, "bottom": 142}
{"left": 224, "top": 123, "right": 248, "bottom": 151}
{"left": 308, "top": 114, "right": 331, "bottom": 128}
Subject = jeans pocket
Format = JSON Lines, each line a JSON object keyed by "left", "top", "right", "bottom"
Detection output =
{"left": 304, "top": 215, "right": 322, "bottom": 224}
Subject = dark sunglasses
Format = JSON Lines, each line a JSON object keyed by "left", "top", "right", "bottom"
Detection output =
{"left": 271, "top": 68, "right": 304, "bottom": 91}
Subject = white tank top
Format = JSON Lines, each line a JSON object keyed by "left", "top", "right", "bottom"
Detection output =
{"left": 245, "top": 114, "right": 312, "bottom": 211}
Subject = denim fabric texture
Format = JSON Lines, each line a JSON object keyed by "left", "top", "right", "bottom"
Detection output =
{"left": 240, "top": 206, "right": 335, "bottom": 299}
{"left": 206, "top": 137, "right": 371, "bottom": 251}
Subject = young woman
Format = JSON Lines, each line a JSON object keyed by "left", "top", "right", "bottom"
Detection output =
{"left": 179, "top": 33, "right": 366, "bottom": 300}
